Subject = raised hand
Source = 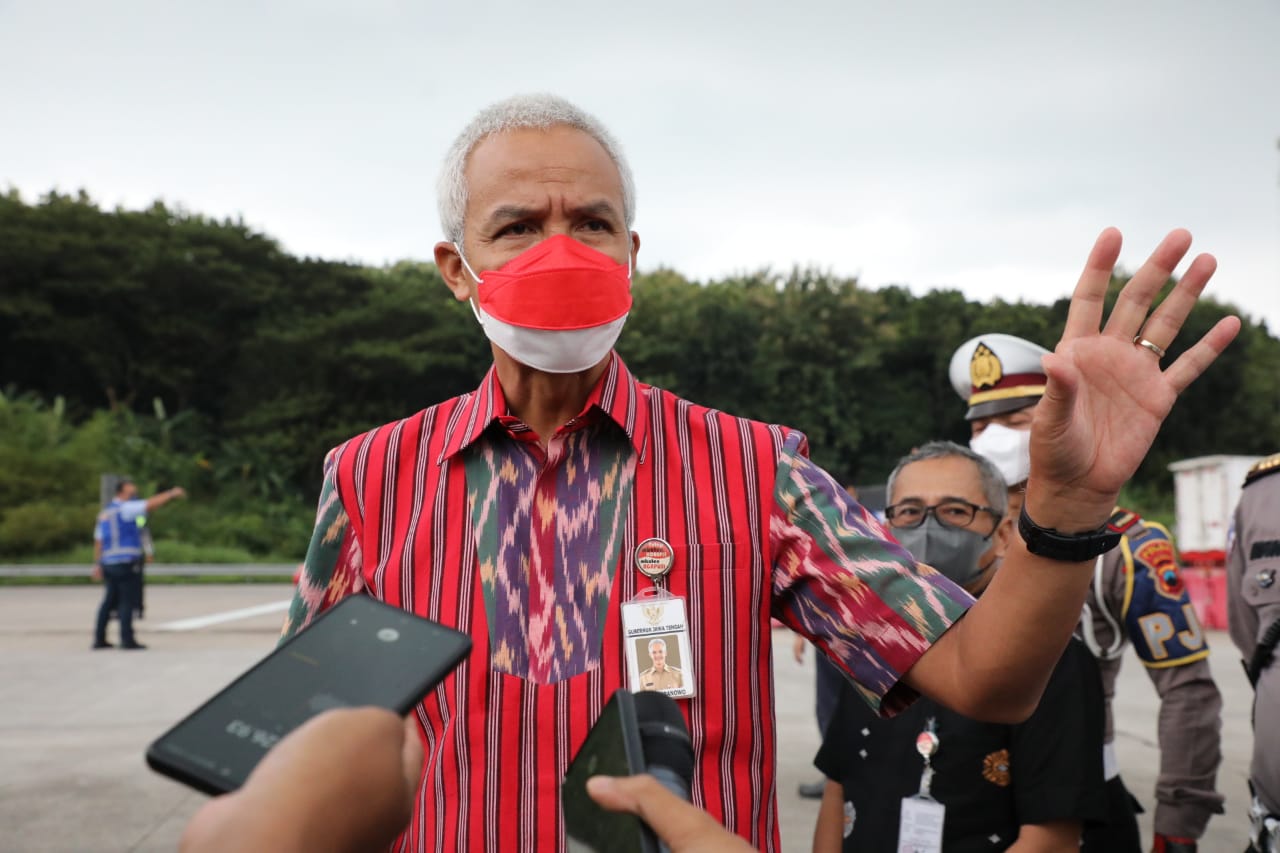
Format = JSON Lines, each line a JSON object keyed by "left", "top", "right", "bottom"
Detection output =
{"left": 1027, "top": 228, "right": 1240, "bottom": 532}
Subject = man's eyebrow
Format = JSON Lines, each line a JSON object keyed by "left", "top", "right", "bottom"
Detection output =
{"left": 478, "top": 199, "right": 622, "bottom": 230}
{"left": 481, "top": 205, "right": 539, "bottom": 229}
{"left": 568, "top": 199, "right": 622, "bottom": 220}
{"left": 893, "top": 495, "right": 977, "bottom": 504}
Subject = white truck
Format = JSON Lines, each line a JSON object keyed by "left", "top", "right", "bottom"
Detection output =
{"left": 1167, "top": 454, "right": 1262, "bottom": 561}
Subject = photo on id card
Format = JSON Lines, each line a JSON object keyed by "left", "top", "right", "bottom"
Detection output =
{"left": 621, "top": 594, "right": 695, "bottom": 699}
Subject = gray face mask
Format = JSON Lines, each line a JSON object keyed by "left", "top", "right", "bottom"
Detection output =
{"left": 894, "top": 516, "right": 994, "bottom": 586}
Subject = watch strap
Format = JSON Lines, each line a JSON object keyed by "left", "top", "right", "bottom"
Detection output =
{"left": 1018, "top": 505, "right": 1122, "bottom": 562}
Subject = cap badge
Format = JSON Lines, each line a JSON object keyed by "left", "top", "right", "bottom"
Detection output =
{"left": 970, "top": 342, "right": 1003, "bottom": 389}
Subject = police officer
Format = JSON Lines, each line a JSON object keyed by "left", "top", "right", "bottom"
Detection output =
{"left": 949, "top": 333, "right": 1224, "bottom": 853}
{"left": 1226, "top": 452, "right": 1280, "bottom": 853}
{"left": 92, "top": 479, "right": 185, "bottom": 650}
{"left": 638, "top": 638, "right": 684, "bottom": 691}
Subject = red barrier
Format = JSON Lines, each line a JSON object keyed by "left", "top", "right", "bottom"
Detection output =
{"left": 1181, "top": 564, "right": 1227, "bottom": 630}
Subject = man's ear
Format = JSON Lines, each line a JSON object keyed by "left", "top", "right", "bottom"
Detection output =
{"left": 993, "top": 512, "right": 1014, "bottom": 559}
{"left": 630, "top": 231, "right": 641, "bottom": 269}
{"left": 434, "top": 241, "right": 472, "bottom": 303}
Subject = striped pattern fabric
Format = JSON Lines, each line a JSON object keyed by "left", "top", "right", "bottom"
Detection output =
{"left": 284, "top": 353, "right": 971, "bottom": 852}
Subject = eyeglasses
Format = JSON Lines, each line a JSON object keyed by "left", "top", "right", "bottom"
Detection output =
{"left": 884, "top": 499, "right": 1001, "bottom": 530}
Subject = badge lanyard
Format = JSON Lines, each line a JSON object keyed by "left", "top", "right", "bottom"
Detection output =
{"left": 620, "top": 538, "right": 696, "bottom": 699}
{"left": 897, "top": 717, "right": 944, "bottom": 853}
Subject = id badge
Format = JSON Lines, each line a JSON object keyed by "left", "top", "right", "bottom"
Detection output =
{"left": 897, "top": 796, "right": 944, "bottom": 853}
{"left": 621, "top": 588, "right": 696, "bottom": 699}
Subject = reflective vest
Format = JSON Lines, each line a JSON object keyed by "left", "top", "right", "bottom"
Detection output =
{"left": 98, "top": 499, "right": 144, "bottom": 565}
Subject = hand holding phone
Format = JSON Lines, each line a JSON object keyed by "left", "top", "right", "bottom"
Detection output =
{"left": 147, "top": 595, "right": 471, "bottom": 796}
{"left": 180, "top": 707, "right": 422, "bottom": 853}
{"left": 584, "top": 775, "right": 757, "bottom": 853}
{"left": 562, "top": 689, "right": 695, "bottom": 853}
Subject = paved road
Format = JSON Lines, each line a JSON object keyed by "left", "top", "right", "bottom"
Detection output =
{"left": 0, "top": 585, "right": 1256, "bottom": 852}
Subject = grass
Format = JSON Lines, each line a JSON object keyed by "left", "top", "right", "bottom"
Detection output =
{"left": 0, "top": 573, "right": 295, "bottom": 586}
{"left": 5, "top": 540, "right": 302, "bottom": 564}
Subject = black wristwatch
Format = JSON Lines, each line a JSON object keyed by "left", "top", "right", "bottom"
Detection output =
{"left": 1018, "top": 506, "right": 1121, "bottom": 562}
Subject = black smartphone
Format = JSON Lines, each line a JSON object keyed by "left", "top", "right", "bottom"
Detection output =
{"left": 562, "top": 689, "right": 662, "bottom": 853}
{"left": 146, "top": 594, "right": 471, "bottom": 796}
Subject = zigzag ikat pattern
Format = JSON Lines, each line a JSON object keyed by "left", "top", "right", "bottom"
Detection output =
{"left": 464, "top": 419, "right": 636, "bottom": 683}
{"left": 770, "top": 446, "right": 971, "bottom": 714}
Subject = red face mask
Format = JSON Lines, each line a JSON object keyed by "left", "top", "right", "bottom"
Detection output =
{"left": 456, "top": 235, "right": 634, "bottom": 374}
{"left": 460, "top": 234, "right": 632, "bottom": 331}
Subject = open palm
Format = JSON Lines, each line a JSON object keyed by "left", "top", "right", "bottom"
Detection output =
{"left": 1027, "top": 229, "right": 1240, "bottom": 530}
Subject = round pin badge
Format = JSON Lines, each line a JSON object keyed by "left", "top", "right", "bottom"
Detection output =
{"left": 634, "top": 538, "right": 675, "bottom": 579}
{"left": 915, "top": 730, "right": 940, "bottom": 759}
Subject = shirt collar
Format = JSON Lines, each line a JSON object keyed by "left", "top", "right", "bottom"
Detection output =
{"left": 437, "top": 352, "right": 651, "bottom": 464}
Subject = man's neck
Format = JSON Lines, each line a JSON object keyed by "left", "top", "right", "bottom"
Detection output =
{"left": 494, "top": 352, "right": 609, "bottom": 446}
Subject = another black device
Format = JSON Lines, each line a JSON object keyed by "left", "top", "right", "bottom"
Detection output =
{"left": 146, "top": 594, "right": 472, "bottom": 796}
{"left": 562, "top": 689, "right": 695, "bottom": 853}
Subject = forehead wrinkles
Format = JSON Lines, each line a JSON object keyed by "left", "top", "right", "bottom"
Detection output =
{"left": 463, "top": 128, "right": 624, "bottom": 218}
{"left": 471, "top": 165, "right": 620, "bottom": 212}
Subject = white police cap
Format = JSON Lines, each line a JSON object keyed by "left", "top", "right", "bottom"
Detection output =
{"left": 948, "top": 333, "right": 1051, "bottom": 420}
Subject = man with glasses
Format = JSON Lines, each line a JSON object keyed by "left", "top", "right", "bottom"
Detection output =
{"left": 813, "top": 442, "right": 1107, "bottom": 852}
{"left": 949, "top": 333, "right": 1224, "bottom": 853}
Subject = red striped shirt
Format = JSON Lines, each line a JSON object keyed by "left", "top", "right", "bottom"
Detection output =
{"left": 283, "top": 353, "right": 970, "bottom": 851}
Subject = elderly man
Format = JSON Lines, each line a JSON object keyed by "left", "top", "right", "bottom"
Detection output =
{"left": 950, "top": 333, "right": 1225, "bottom": 853}
{"left": 281, "top": 93, "right": 1238, "bottom": 852}
{"left": 814, "top": 441, "right": 1106, "bottom": 852}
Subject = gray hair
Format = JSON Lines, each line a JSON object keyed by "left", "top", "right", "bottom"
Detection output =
{"left": 436, "top": 93, "right": 637, "bottom": 244}
{"left": 648, "top": 637, "right": 667, "bottom": 650}
{"left": 885, "top": 441, "right": 1009, "bottom": 519}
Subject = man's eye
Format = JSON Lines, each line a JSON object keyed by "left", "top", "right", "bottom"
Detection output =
{"left": 497, "top": 223, "right": 534, "bottom": 237}
{"left": 939, "top": 506, "right": 971, "bottom": 521}
{"left": 581, "top": 220, "right": 611, "bottom": 232}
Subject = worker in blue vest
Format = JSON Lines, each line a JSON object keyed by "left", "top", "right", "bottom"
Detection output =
{"left": 92, "top": 479, "right": 185, "bottom": 650}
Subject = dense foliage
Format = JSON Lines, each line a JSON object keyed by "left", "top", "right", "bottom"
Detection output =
{"left": 3, "top": 191, "right": 1277, "bottom": 559}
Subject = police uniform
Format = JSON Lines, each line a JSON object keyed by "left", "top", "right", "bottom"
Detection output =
{"left": 816, "top": 637, "right": 1106, "bottom": 852}
{"left": 951, "top": 334, "right": 1225, "bottom": 850}
{"left": 1226, "top": 453, "right": 1280, "bottom": 851}
{"left": 639, "top": 665, "right": 684, "bottom": 691}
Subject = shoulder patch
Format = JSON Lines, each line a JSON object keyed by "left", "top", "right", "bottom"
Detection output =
{"left": 1108, "top": 508, "right": 1141, "bottom": 534}
{"left": 1245, "top": 452, "right": 1280, "bottom": 487}
{"left": 1133, "top": 537, "right": 1184, "bottom": 599}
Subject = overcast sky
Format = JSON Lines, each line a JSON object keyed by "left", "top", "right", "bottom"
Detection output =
{"left": 3, "top": 0, "right": 1278, "bottom": 332}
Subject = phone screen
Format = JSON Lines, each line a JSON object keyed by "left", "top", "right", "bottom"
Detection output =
{"left": 146, "top": 594, "right": 471, "bottom": 795}
{"left": 562, "top": 689, "right": 660, "bottom": 853}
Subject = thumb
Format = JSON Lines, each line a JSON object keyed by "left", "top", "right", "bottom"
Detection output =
{"left": 400, "top": 715, "right": 424, "bottom": 794}
{"left": 1036, "top": 351, "right": 1080, "bottom": 439}
{"left": 586, "top": 775, "right": 753, "bottom": 851}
